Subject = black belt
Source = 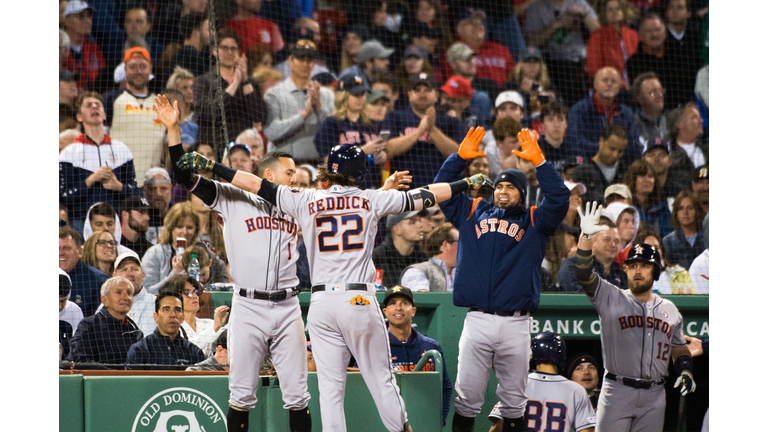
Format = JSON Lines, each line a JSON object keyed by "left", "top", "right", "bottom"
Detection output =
{"left": 311, "top": 283, "right": 368, "bottom": 293}
{"left": 605, "top": 373, "right": 665, "bottom": 389}
{"left": 239, "top": 287, "right": 300, "bottom": 301}
{"left": 469, "top": 308, "right": 529, "bottom": 317}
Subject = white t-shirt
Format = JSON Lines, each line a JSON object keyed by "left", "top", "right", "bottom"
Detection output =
{"left": 60, "top": 300, "right": 84, "bottom": 333}
{"left": 128, "top": 288, "right": 157, "bottom": 337}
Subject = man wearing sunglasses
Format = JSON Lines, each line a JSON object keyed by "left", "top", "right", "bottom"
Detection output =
{"left": 264, "top": 38, "right": 334, "bottom": 164}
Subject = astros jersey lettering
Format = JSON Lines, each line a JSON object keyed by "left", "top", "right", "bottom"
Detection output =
{"left": 589, "top": 277, "right": 686, "bottom": 379}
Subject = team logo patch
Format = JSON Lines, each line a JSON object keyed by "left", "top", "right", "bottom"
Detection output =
{"left": 332, "top": 163, "right": 339, "bottom": 171}
{"left": 131, "top": 387, "right": 227, "bottom": 432}
{"left": 662, "top": 311, "right": 669, "bottom": 318}
{"left": 587, "top": 416, "right": 597, "bottom": 423}
{"left": 350, "top": 295, "right": 370, "bottom": 306}
{"left": 288, "top": 186, "right": 304, "bottom": 193}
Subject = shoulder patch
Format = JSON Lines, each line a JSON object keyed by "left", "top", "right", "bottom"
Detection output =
{"left": 287, "top": 186, "right": 304, "bottom": 193}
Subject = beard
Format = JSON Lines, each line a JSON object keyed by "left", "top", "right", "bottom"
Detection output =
{"left": 629, "top": 277, "right": 654, "bottom": 295}
{"left": 128, "top": 215, "right": 149, "bottom": 233}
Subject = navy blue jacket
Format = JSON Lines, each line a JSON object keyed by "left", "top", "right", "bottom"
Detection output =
{"left": 67, "top": 260, "right": 110, "bottom": 317}
{"left": 568, "top": 96, "right": 641, "bottom": 165}
{"left": 388, "top": 330, "right": 452, "bottom": 425}
{"left": 125, "top": 328, "right": 205, "bottom": 370}
{"left": 67, "top": 308, "right": 144, "bottom": 369}
{"left": 60, "top": 321, "right": 73, "bottom": 359}
{"left": 662, "top": 228, "right": 707, "bottom": 270}
{"left": 435, "top": 154, "right": 570, "bottom": 312}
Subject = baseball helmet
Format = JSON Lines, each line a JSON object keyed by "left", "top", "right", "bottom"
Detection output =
{"left": 531, "top": 332, "right": 567, "bottom": 371}
{"left": 625, "top": 243, "right": 663, "bottom": 281}
{"left": 327, "top": 144, "right": 368, "bottom": 184}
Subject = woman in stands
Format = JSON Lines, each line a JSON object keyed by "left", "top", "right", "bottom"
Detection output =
{"left": 586, "top": 0, "right": 638, "bottom": 87}
{"left": 622, "top": 159, "right": 672, "bottom": 238}
{"left": 82, "top": 230, "right": 118, "bottom": 277}
{"left": 662, "top": 191, "right": 707, "bottom": 270}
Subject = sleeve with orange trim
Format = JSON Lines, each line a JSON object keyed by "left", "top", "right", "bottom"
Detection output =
{"left": 433, "top": 153, "right": 478, "bottom": 228}
{"left": 530, "top": 161, "right": 571, "bottom": 236}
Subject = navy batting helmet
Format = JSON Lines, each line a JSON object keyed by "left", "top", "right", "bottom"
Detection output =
{"left": 327, "top": 144, "right": 368, "bottom": 184}
{"left": 531, "top": 332, "right": 567, "bottom": 371}
{"left": 625, "top": 243, "right": 662, "bottom": 281}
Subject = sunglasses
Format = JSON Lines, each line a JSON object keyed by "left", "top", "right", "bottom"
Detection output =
{"left": 183, "top": 288, "right": 201, "bottom": 298}
{"left": 96, "top": 240, "right": 118, "bottom": 248}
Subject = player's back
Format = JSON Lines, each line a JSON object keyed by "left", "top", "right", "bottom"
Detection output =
{"left": 525, "top": 371, "right": 596, "bottom": 432}
{"left": 275, "top": 184, "right": 407, "bottom": 285}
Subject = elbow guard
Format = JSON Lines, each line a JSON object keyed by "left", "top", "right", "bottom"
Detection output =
{"left": 674, "top": 355, "right": 692, "bottom": 374}
{"left": 404, "top": 188, "right": 437, "bottom": 211}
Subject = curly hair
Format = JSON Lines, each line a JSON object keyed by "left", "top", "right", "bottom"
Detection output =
{"left": 158, "top": 202, "right": 202, "bottom": 245}
{"left": 316, "top": 167, "right": 357, "bottom": 187}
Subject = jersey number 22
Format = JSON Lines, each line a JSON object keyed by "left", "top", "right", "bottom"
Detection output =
{"left": 316, "top": 214, "right": 364, "bottom": 252}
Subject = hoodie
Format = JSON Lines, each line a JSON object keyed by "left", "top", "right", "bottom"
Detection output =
{"left": 82, "top": 202, "right": 136, "bottom": 257}
{"left": 602, "top": 202, "right": 641, "bottom": 265}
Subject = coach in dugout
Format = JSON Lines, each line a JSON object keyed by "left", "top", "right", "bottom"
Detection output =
{"left": 435, "top": 127, "right": 569, "bottom": 431}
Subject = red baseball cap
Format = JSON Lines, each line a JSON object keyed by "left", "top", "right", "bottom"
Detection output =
{"left": 124, "top": 47, "right": 151, "bottom": 64}
{"left": 441, "top": 76, "right": 473, "bottom": 99}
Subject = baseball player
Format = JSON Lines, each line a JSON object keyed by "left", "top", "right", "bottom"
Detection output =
{"left": 155, "top": 96, "right": 312, "bottom": 432}
{"left": 435, "top": 128, "right": 570, "bottom": 432}
{"left": 488, "top": 332, "right": 596, "bottom": 432}
{"left": 573, "top": 202, "right": 696, "bottom": 432}
{"left": 174, "top": 118, "right": 490, "bottom": 431}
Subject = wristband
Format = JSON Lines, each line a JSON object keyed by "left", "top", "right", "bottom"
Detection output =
{"left": 449, "top": 179, "right": 470, "bottom": 196}
{"left": 674, "top": 355, "right": 693, "bottom": 375}
{"left": 212, "top": 162, "right": 238, "bottom": 183}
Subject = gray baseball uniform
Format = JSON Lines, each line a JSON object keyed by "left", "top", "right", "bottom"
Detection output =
{"left": 489, "top": 371, "right": 597, "bottom": 432}
{"left": 588, "top": 277, "right": 686, "bottom": 432}
{"left": 275, "top": 184, "right": 410, "bottom": 432}
{"left": 207, "top": 181, "right": 310, "bottom": 411}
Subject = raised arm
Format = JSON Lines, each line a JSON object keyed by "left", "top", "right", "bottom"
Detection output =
{"left": 574, "top": 202, "right": 610, "bottom": 297}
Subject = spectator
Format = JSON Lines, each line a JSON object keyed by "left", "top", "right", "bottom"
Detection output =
{"left": 143, "top": 167, "right": 173, "bottom": 245}
{"left": 125, "top": 288, "right": 205, "bottom": 370}
{"left": 664, "top": 0, "right": 701, "bottom": 100}
{"left": 264, "top": 39, "right": 334, "bottom": 164}
{"left": 82, "top": 230, "right": 118, "bottom": 277}
{"left": 67, "top": 276, "right": 143, "bottom": 369}
{"left": 60, "top": 92, "right": 141, "bottom": 235}
{"left": 397, "top": 45, "right": 434, "bottom": 97}
{"left": 193, "top": 29, "right": 267, "bottom": 155}
{"left": 662, "top": 190, "right": 706, "bottom": 270}
{"left": 408, "top": 22, "right": 442, "bottom": 82}
{"left": 372, "top": 73, "right": 402, "bottom": 113}
{"left": 382, "top": 73, "right": 467, "bottom": 187}
{"left": 180, "top": 245, "right": 214, "bottom": 285}
{"left": 407, "top": 0, "right": 453, "bottom": 58}
{"left": 60, "top": 226, "right": 109, "bottom": 317}
{"left": 586, "top": 0, "right": 639, "bottom": 86}
{"left": 566, "top": 353, "right": 601, "bottom": 409}
{"left": 635, "top": 228, "right": 696, "bottom": 294}
{"left": 443, "top": 8, "right": 515, "bottom": 90}
{"left": 166, "top": 67, "right": 197, "bottom": 132}
{"left": 338, "top": 24, "right": 370, "bottom": 74}
{"left": 691, "top": 164, "right": 708, "bottom": 214}
{"left": 515, "top": 152, "right": 546, "bottom": 208}
{"left": 314, "top": 75, "right": 385, "bottom": 189}
{"left": 253, "top": 66, "right": 284, "bottom": 96}
{"left": 601, "top": 201, "right": 640, "bottom": 264}
{"left": 561, "top": 179, "right": 586, "bottom": 226}
{"left": 484, "top": 115, "right": 523, "bottom": 175}
{"left": 223, "top": 0, "right": 285, "bottom": 56}
{"left": 60, "top": 29, "right": 71, "bottom": 70}
{"left": 541, "top": 229, "right": 578, "bottom": 291}
{"left": 234, "top": 128, "right": 266, "bottom": 166}
{"left": 537, "top": 101, "right": 583, "bottom": 172}
{"left": 524, "top": 0, "right": 600, "bottom": 106}
{"left": 60, "top": 269, "right": 85, "bottom": 344}
{"left": 295, "top": 166, "right": 314, "bottom": 189}
{"left": 187, "top": 330, "right": 230, "bottom": 371}
{"left": 123, "top": 7, "right": 163, "bottom": 67}
{"left": 622, "top": 158, "right": 672, "bottom": 237}
{"left": 164, "top": 274, "right": 229, "bottom": 357}
{"left": 572, "top": 124, "right": 629, "bottom": 206}
{"left": 568, "top": 67, "right": 641, "bottom": 163}
{"left": 223, "top": 142, "right": 256, "bottom": 174}
{"left": 506, "top": 47, "right": 558, "bottom": 124}
{"left": 381, "top": 286, "right": 453, "bottom": 425}
{"left": 665, "top": 102, "right": 707, "bottom": 187}
{"left": 367, "top": 1, "right": 402, "bottom": 60}
{"left": 108, "top": 47, "right": 165, "bottom": 183}
{"left": 372, "top": 212, "right": 427, "bottom": 289}
{"left": 246, "top": 44, "right": 275, "bottom": 75}
{"left": 603, "top": 183, "right": 632, "bottom": 205}
{"left": 61, "top": 1, "right": 105, "bottom": 91}
{"left": 400, "top": 223, "right": 459, "bottom": 292}
{"left": 465, "top": 156, "right": 493, "bottom": 200}
{"left": 558, "top": 222, "right": 627, "bottom": 291}
{"left": 340, "top": 40, "right": 394, "bottom": 89}
{"left": 695, "top": 64, "right": 708, "bottom": 128}
{"left": 82, "top": 201, "right": 133, "bottom": 258}
{"left": 642, "top": 141, "right": 685, "bottom": 205}
{"left": 59, "top": 71, "right": 79, "bottom": 113}
{"left": 275, "top": 26, "right": 331, "bottom": 81}
{"left": 188, "top": 194, "right": 227, "bottom": 261}
{"left": 631, "top": 72, "right": 668, "bottom": 152}
{"left": 113, "top": 253, "right": 157, "bottom": 337}
{"left": 439, "top": 76, "right": 474, "bottom": 124}
{"left": 168, "top": 12, "right": 211, "bottom": 77}
{"left": 365, "top": 90, "right": 392, "bottom": 122}
{"left": 444, "top": 43, "right": 495, "bottom": 128}
{"left": 306, "top": 342, "right": 316, "bottom": 372}
{"left": 141, "top": 202, "right": 201, "bottom": 294}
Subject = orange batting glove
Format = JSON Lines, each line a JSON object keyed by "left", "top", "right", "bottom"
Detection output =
{"left": 457, "top": 127, "right": 486, "bottom": 160}
{"left": 512, "top": 128, "right": 545, "bottom": 166}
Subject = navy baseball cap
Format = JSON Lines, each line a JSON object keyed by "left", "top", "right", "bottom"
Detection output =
{"left": 643, "top": 137, "right": 670, "bottom": 155}
{"left": 60, "top": 70, "right": 79, "bottom": 82}
{"left": 410, "top": 72, "right": 436, "bottom": 90}
{"left": 494, "top": 169, "right": 528, "bottom": 203}
{"left": 312, "top": 71, "right": 338, "bottom": 86}
{"left": 290, "top": 27, "right": 316, "bottom": 44}
{"left": 346, "top": 23, "right": 371, "bottom": 41}
{"left": 694, "top": 164, "right": 708, "bottom": 180}
{"left": 337, "top": 74, "right": 369, "bottom": 95}
{"left": 403, "top": 44, "right": 427, "bottom": 60}
{"left": 521, "top": 46, "right": 543, "bottom": 62}
{"left": 409, "top": 22, "right": 438, "bottom": 39}
{"left": 120, "top": 196, "right": 150, "bottom": 215}
{"left": 383, "top": 285, "right": 415, "bottom": 306}
{"left": 457, "top": 7, "right": 486, "bottom": 24}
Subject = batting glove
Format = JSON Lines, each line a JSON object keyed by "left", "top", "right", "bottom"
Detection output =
{"left": 465, "top": 173, "right": 492, "bottom": 189}
{"left": 577, "top": 201, "right": 609, "bottom": 240}
{"left": 177, "top": 152, "right": 214, "bottom": 172}
{"left": 512, "top": 128, "right": 545, "bottom": 166}
{"left": 674, "top": 371, "right": 696, "bottom": 396}
{"left": 457, "top": 127, "right": 486, "bottom": 160}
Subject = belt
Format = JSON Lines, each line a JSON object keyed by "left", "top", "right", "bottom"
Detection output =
{"left": 239, "top": 287, "right": 301, "bottom": 301}
{"left": 605, "top": 373, "right": 665, "bottom": 389}
{"left": 469, "top": 308, "right": 529, "bottom": 317}
{"left": 311, "top": 283, "right": 369, "bottom": 293}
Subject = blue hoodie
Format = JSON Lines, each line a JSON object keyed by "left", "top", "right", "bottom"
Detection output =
{"left": 388, "top": 330, "right": 452, "bottom": 425}
{"left": 435, "top": 154, "right": 570, "bottom": 312}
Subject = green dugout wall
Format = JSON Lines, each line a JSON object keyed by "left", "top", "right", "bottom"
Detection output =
{"left": 60, "top": 293, "right": 708, "bottom": 431}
